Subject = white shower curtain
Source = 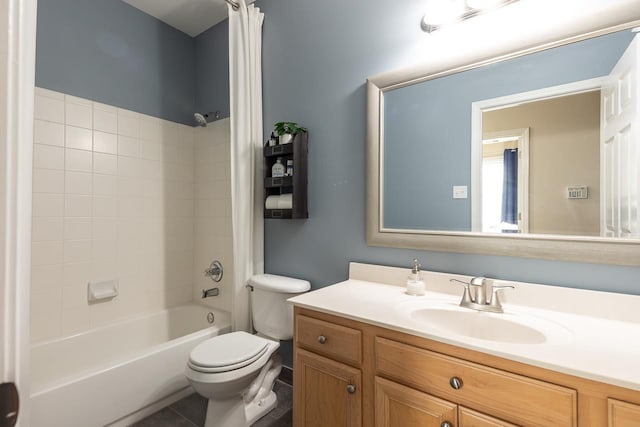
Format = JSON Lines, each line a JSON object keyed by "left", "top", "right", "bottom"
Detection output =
{"left": 228, "top": 0, "right": 264, "bottom": 332}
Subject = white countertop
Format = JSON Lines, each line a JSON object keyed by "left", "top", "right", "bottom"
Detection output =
{"left": 288, "top": 263, "right": 640, "bottom": 391}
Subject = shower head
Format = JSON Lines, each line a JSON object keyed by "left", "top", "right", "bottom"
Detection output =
{"left": 194, "top": 111, "right": 222, "bottom": 127}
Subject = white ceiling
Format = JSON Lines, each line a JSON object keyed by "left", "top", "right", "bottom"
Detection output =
{"left": 122, "top": 0, "right": 255, "bottom": 37}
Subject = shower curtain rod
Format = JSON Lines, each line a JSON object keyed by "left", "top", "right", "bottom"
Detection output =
{"left": 224, "top": 0, "right": 240, "bottom": 11}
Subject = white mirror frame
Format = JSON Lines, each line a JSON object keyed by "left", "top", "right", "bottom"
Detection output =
{"left": 366, "top": 0, "right": 640, "bottom": 266}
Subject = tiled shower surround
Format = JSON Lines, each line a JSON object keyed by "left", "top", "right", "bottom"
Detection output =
{"left": 30, "top": 87, "right": 232, "bottom": 342}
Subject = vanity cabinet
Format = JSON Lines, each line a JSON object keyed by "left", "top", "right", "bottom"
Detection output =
{"left": 293, "top": 307, "right": 640, "bottom": 427}
{"left": 294, "top": 315, "right": 363, "bottom": 426}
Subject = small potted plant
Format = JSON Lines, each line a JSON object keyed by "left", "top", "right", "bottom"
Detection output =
{"left": 274, "top": 122, "right": 307, "bottom": 144}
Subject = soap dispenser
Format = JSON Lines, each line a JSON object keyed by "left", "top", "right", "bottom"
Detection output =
{"left": 406, "top": 258, "right": 425, "bottom": 296}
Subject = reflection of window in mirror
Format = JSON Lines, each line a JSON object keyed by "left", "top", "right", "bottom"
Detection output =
{"left": 481, "top": 132, "right": 525, "bottom": 234}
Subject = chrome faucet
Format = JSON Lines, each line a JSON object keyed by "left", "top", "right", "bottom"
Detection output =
{"left": 449, "top": 277, "right": 514, "bottom": 313}
{"left": 201, "top": 287, "right": 220, "bottom": 298}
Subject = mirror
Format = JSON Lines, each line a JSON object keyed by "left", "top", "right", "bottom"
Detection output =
{"left": 366, "top": 5, "right": 640, "bottom": 265}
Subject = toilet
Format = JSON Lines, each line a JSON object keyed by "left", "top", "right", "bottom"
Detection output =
{"left": 185, "top": 274, "right": 310, "bottom": 427}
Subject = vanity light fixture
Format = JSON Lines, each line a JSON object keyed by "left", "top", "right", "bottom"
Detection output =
{"left": 421, "top": 0, "right": 519, "bottom": 33}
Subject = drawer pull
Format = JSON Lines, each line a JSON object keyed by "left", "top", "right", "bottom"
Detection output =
{"left": 346, "top": 384, "right": 356, "bottom": 394}
{"left": 449, "top": 376, "right": 463, "bottom": 390}
{"left": 317, "top": 335, "right": 327, "bottom": 344}
{"left": 441, "top": 422, "right": 452, "bottom": 427}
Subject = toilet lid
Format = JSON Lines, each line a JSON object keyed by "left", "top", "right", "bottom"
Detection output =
{"left": 188, "top": 331, "right": 269, "bottom": 373}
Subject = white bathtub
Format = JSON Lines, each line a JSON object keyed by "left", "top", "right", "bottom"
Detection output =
{"left": 30, "top": 304, "right": 231, "bottom": 427}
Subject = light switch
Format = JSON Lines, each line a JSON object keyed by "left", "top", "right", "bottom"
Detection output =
{"left": 453, "top": 186, "right": 468, "bottom": 199}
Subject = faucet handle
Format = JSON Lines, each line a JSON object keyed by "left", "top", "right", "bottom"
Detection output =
{"left": 488, "top": 284, "right": 515, "bottom": 311}
{"left": 449, "top": 279, "right": 472, "bottom": 304}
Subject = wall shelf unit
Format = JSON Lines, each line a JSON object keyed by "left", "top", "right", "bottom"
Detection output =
{"left": 264, "top": 132, "right": 308, "bottom": 219}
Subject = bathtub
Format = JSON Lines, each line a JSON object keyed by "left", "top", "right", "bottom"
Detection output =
{"left": 30, "top": 304, "right": 231, "bottom": 427}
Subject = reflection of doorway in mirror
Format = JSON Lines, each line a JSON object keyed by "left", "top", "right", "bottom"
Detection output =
{"left": 481, "top": 130, "right": 529, "bottom": 233}
{"left": 472, "top": 79, "right": 606, "bottom": 236}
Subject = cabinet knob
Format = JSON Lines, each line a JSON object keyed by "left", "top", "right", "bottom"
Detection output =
{"left": 318, "top": 335, "right": 327, "bottom": 344}
{"left": 346, "top": 384, "right": 356, "bottom": 394}
{"left": 449, "top": 377, "right": 463, "bottom": 390}
{"left": 441, "top": 422, "right": 452, "bottom": 427}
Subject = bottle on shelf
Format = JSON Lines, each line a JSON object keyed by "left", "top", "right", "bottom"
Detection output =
{"left": 286, "top": 159, "right": 293, "bottom": 176}
{"left": 272, "top": 157, "right": 285, "bottom": 178}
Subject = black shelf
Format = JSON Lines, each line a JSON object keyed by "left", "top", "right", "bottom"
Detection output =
{"left": 264, "top": 132, "right": 308, "bottom": 219}
{"left": 265, "top": 176, "right": 293, "bottom": 188}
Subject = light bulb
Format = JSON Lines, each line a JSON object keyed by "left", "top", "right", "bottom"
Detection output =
{"left": 466, "top": 0, "right": 504, "bottom": 11}
{"left": 422, "top": 0, "right": 466, "bottom": 28}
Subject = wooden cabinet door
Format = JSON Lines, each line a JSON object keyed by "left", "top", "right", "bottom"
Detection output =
{"left": 609, "top": 399, "right": 640, "bottom": 427}
{"left": 459, "top": 406, "right": 519, "bottom": 427}
{"left": 294, "top": 348, "right": 361, "bottom": 427}
{"left": 375, "top": 376, "right": 457, "bottom": 427}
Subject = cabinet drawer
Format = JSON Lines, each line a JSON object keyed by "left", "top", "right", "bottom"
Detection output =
{"left": 459, "top": 406, "right": 519, "bottom": 427}
{"left": 295, "top": 315, "right": 362, "bottom": 366}
{"left": 609, "top": 399, "right": 640, "bottom": 427}
{"left": 375, "top": 337, "right": 576, "bottom": 427}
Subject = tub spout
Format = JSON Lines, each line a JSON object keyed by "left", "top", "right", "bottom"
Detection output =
{"left": 201, "top": 288, "right": 219, "bottom": 298}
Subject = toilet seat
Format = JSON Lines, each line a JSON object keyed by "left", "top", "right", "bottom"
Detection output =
{"left": 188, "top": 331, "right": 270, "bottom": 373}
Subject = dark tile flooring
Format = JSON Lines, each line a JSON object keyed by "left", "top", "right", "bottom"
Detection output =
{"left": 131, "top": 380, "right": 292, "bottom": 427}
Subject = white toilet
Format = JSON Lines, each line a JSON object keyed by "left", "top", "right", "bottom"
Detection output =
{"left": 185, "top": 274, "right": 310, "bottom": 427}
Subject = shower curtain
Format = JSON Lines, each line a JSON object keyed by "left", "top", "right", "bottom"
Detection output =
{"left": 228, "top": 0, "right": 264, "bottom": 332}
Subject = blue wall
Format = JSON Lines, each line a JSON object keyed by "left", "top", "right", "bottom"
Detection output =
{"left": 195, "top": 20, "right": 230, "bottom": 120}
{"left": 36, "top": 0, "right": 196, "bottom": 125}
{"left": 251, "top": 0, "right": 640, "bottom": 297}
{"left": 383, "top": 30, "right": 634, "bottom": 231}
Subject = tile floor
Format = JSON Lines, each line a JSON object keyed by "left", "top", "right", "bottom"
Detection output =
{"left": 131, "top": 380, "right": 292, "bottom": 427}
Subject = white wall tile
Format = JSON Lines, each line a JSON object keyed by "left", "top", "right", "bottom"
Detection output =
{"left": 35, "top": 87, "right": 64, "bottom": 100}
{"left": 92, "top": 240, "right": 117, "bottom": 260}
{"left": 65, "top": 94, "right": 92, "bottom": 106}
{"left": 62, "top": 283, "right": 87, "bottom": 309}
{"left": 32, "top": 217, "right": 64, "bottom": 242}
{"left": 61, "top": 307, "right": 91, "bottom": 335}
{"left": 34, "top": 95, "right": 64, "bottom": 123}
{"left": 65, "top": 148, "right": 93, "bottom": 172}
{"left": 33, "top": 193, "right": 64, "bottom": 217}
{"left": 65, "top": 125, "right": 92, "bottom": 151}
{"left": 117, "top": 111, "right": 139, "bottom": 137}
{"left": 139, "top": 140, "right": 162, "bottom": 161}
{"left": 31, "top": 241, "right": 64, "bottom": 266}
{"left": 94, "top": 108, "right": 117, "bottom": 134}
{"left": 93, "top": 152, "right": 117, "bottom": 175}
{"left": 30, "top": 90, "right": 222, "bottom": 342}
{"left": 63, "top": 262, "right": 91, "bottom": 287}
{"left": 33, "top": 144, "right": 64, "bottom": 170}
{"left": 31, "top": 264, "right": 64, "bottom": 291}
{"left": 33, "top": 169, "right": 64, "bottom": 193}
{"left": 92, "top": 218, "right": 117, "bottom": 240}
{"left": 64, "top": 218, "right": 92, "bottom": 241}
{"left": 64, "top": 240, "right": 92, "bottom": 263}
{"left": 65, "top": 171, "right": 92, "bottom": 195}
{"left": 65, "top": 101, "right": 92, "bottom": 129}
{"left": 34, "top": 120, "right": 64, "bottom": 147}
{"left": 93, "top": 131, "right": 117, "bottom": 154}
{"left": 117, "top": 135, "right": 139, "bottom": 157}
{"left": 93, "top": 174, "right": 117, "bottom": 196}
{"left": 64, "top": 194, "right": 92, "bottom": 217}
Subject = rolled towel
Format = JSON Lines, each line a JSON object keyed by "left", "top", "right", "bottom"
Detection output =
{"left": 279, "top": 193, "right": 293, "bottom": 209}
{"left": 265, "top": 195, "right": 280, "bottom": 209}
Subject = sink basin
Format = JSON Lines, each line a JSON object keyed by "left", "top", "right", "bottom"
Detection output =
{"left": 396, "top": 300, "right": 571, "bottom": 345}
{"left": 411, "top": 307, "right": 547, "bottom": 344}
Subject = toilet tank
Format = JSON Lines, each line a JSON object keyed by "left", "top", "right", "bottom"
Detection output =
{"left": 248, "top": 274, "right": 311, "bottom": 340}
